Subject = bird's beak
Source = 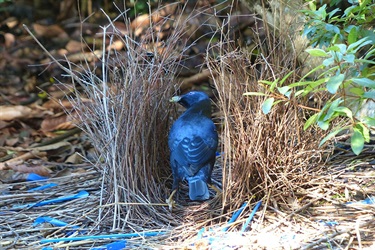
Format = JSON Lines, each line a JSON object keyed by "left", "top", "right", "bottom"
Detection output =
{"left": 169, "top": 96, "right": 181, "bottom": 103}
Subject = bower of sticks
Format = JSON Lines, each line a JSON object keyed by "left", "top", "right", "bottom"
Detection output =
{"left": 1, "top": 1, "right": 374, "bottom": 249}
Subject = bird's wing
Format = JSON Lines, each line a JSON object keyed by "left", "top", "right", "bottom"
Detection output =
{"left": 172, "top": 135, "right": 217, "bottom": 176}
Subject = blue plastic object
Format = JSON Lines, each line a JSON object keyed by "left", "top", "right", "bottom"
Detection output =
{"left": 107, "top": 241, "right": 126, "bottom": 250}
{"left": 40, "top": 231, "right": 166, "bottom": 243}
{"left": 222, "top": 202, "right": 247, "bottom": 232}
{"left": 91, "top": 240, "right": 127, "bottom": 250}
{"left": 197, "top": 227, "right": 205, "bottom": 240}
{"left": 318, "top": 220, "right": 339, "bottom": 227}
{"left": 33, "top": 216, "right": 84, "bottom": 236}
{"left": 13, "top": 190, "right": 89, "bottom": 209}
{"left": 241, "top": 200, "right": 262, "bottom": 232}
{"left": 346, "top": 196, "right": 375, "bottom": 205}
{"left": 28, "top": 183, "right": 58, "bottom": 192}
{"left": 27, "top": 173, "right": 48, "bottom": 181}
{"left": 33, "top": 216, "right": 79, "bottom": 228}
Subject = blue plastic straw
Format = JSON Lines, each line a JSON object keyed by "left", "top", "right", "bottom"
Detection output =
{"left": 13, "top": 190, "right": 89, "bottom": 209}
{"left": 28, "top": 183, "right": 58, "bottom": 192}
{"left": 33, "top": 216, "right": 79, "bottom": 228}
{"left": 40, "top": 231, "right": 166, "bottom": 243}
{"left": 34, "top": 216, "right": 75, "bottom": 227}
{"left": 91, "top": 240, "right": 127, "bottom": 250}
{"left": 222, "top": 202, "right": 247, "bottom": 232}
{"left": 27, "top": 173, "right": 48, "bottom": 181}
{"left": 346, "top": 196, "right": 375, "bottom": 205}
{"left": 241, "top": 200, "right": 262, "bottom": 232}
{"left": 33, "top": 216, "right": 85, "bottom": 236}
{"left": 197, "top": 227, "right": 205, "bottom": 240}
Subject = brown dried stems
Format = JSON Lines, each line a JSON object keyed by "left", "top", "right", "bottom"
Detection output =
{"left": 208, "top": 32, "right": 324, "bottom": 213}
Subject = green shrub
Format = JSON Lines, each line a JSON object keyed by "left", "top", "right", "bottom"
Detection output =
{"left": 245, "top": 0, "right": 375, "bottom": 155}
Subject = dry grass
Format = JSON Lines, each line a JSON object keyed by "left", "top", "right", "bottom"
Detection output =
{"left": 66, "top": 5, "right": 187, "bottom": 230}
{"left": 207, "top": 37, "right": 325, "bottom": 214}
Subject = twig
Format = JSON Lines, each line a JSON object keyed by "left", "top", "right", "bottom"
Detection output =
{"left": 302, "top": 218, "right": 374, "bottom": 250}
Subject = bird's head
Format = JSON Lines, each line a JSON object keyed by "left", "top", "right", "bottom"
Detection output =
{"left": 170, "top": 91, "right": 211, "bottom": 109}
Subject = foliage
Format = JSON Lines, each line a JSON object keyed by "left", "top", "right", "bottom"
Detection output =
{"left": 302, "top": 0, "right": 375, "bottom": 47}
{"left": 128, "top": 0, "right": 173, "bottom": 17}
{"left": 245, "top": 0, "right": 375, "bottom": 155}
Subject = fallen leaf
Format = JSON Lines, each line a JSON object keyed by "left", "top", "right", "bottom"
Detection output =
{"left": 32, "top": 23, "right": 68, "bottom": 39}
{"left": 65, "top": 40, "right": 84, "bottom": 53}
{"left": 40, "top": 114, "right": 77, "bottom": 132}
{"left": 65, "top": 152, "right": 82, "bottom": 164}
{"left": 4, "top": 33, "right": 16, "bottom": 48}
{"left": 0, "top": 151, "right": 47, "bottom": 171}
{"left": 0, "top": 171, "right": 29, "bottom": 183}
{"left": 131, "top": 14, "right": 150, "bottom": 33}
{"left": 0, "top": 105, "right": 50, "bottom": 121}
{"left": 0, "top": 156, "right": 50, "bottom": 177}
{"left": 43, "top": 99, "right": 75, "bottom": 110}
{"left": 53, "top": 168, "right": 72, "bottom": 178}
{"left": 0, "top": 105, "right": 32, "bottom": 121}
{"left": 33, "top": 141, "right": 72, "bottom": 151}
{"left": 0, "top": 120, "right": 10, "bottom": 130}
{"left": 4, "top": 163, "right": 51, "bottom": 177}
{"left": 5, "top": 137, "right": 19, "bottom": 147}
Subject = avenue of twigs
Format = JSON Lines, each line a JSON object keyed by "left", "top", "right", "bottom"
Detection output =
{"left": 3, "top": 3, "right": 374, "bottom": 250}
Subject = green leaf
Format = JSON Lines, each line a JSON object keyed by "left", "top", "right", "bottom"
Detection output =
{"left": 300, "top": 65, "right": 325, "bottom": 80}
{"left": 294, "top": 89, "right": 305, "bottom": 97}
{"left": 333, "top": 106, "right": 353, "bottom": 120}
{"left": 328, "top": 8, "right": 341, "bottom": 19}
{"left": 316, "top": 4, "right": 327, "bottom": 19}
{"left": 317, "top": 120, "right": 330, "bottom": 130}
{"left": 325, "top": 24, "right": 340, "bottom": 34}
{"left": 334, "top": 51, "right": 344, "bottom": 61}
{"left": 363, "top": 117, "right": 375, "bottom": 127}
{"left": 270, "top": 79, "right": 279, "bottom": 92}
{"left": 304, "top": 113, "right": 319, "bottom": 130}
{"left": 306, "top": 48, "right": 328, "bottom": 57}
{"left": 344, "top": 5, "right": 357, "bottom": 17}
{"left": 280, "top": 71, "right": 294, "bottom": 85}
{"left": 273, "top": 100, "right": 283, "bottom": 106}
{"left": 309, "top": 78, "right": 328, "bottom": 89}
{"left": 355, "top": 59, "right": 375, "bottom": 64}
{"left": 364, "top": 48, "right": 375, "bottom": 59}
{"left": 347, "top": 37, "right": 372, "bottom": 52}
{"left": 352, "top": 78, "right": 375, "bottom": 88}
{"left": 258, "top": 80, "right": 274, "bottom": 86}
{"left": 289, "top": 78, "right": 327, "bottom": 88}
{"left": 355, "top": 123, "right": 370, "bottom": 143}
{"left": 277, "top": 86, "right": 290, "bottom": 96}
{"left": 324, "top": 98, "right": 342, "bottom": 121}
{"left": 262, "top": 98, "right": 274, "bottom": 115}
{"left": 327, "top": 74, "right": 345, "bottom": 94}
{"left": 349, "top": 87, "right": 365, "bottom": 96}
{"left": 348, "top": 26, "right": 358, "bottom": 44}
{"left": 308, "top": 1, "right": 316, "bottom": 11}
{"left": 363, "top": 91, "right": 375, "bottom": 99}
{"left": 329, "top": 44, "right": 347, "bottom": 53}
{"left": 351, "top": 129, "right": 364, "bottom": 155}
{"left": 243, "top": 92, "right": 268, "bottom": 96}
{"left": 343, "top": 54, "right": 355, "bottom": 64}
{"left": 284, "top": 90, "right": 292, "bottom": 99}
{"left": 319, "top": 126, "right": 349, "bottom": 147}
{"left": 323, "top": 57, "right": 335, "bottom": 66}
